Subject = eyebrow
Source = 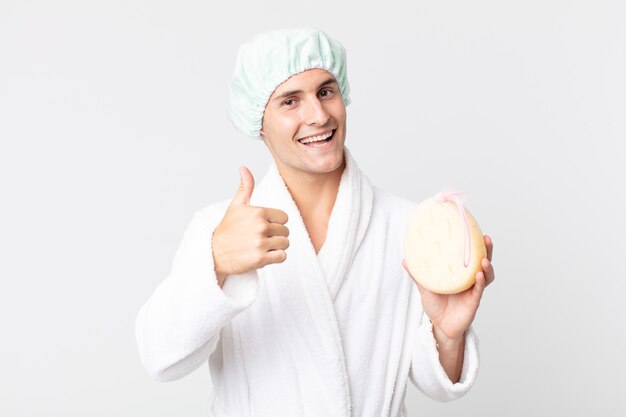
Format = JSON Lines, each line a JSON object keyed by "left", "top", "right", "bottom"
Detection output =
{"left": 271, "top": 77, "right": 338, "bottom": 103}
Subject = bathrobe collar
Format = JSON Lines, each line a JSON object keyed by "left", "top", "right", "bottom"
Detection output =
{"left": 255, "top": 147, "right": 374, "bottom": 298}
{"left": 249, "top": 146, "right": 374, "bottom": 416}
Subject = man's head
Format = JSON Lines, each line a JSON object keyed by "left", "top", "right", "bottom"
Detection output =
{"left": 228, "top": 28, "right": 351, "bottom": 176}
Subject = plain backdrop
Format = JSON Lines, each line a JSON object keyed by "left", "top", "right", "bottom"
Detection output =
{"left": 1, "top": 0, "right": 625, "bottom": 416}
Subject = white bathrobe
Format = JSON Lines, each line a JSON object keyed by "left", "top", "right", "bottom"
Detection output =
{"left": 135, "top": 148, "right": 480, "bottom": 417}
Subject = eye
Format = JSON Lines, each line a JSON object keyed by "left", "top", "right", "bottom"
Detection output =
{"left": 319, "top": 89, "right": 333, "bottom": 98}
{"left": 282, "top": 98, "right": 295, "bottom": 106}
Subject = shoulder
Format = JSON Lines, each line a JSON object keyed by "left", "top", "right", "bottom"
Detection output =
{"left": 196, "top": 199, "right": 231, "bottom": 217}
{"left": 368, "top": 186, "right": 421, "bottom": 240}
{"left": 372, "top": 186, "right": 417, "bottom": 220}
{"left": 184, "top": 199, "right": 231, "bottom": 233}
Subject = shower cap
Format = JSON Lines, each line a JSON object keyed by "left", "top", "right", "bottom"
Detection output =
{"left": 228, "top": 27, "right": 352, "bottom": 139}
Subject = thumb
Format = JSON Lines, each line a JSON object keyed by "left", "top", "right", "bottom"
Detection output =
{"left": 231, "top": 166, "right": 255, "bottom": 205}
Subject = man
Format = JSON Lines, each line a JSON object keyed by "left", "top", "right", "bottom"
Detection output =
{"left": 136, "top": 28, "right": 495, "bottom": 417}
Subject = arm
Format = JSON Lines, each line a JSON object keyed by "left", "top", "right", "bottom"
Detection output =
{"left": 433, "top": 326, "right": 465, "bottom": 383}
{"left": 135, "top": 167, "right": 290, "bottom": 382}
{"left": 405, "top": 235, "right": 495, "bottom": 400}
{"left": 135, "top": 206, "right": 259, "bottom": 381}
{"left": 409, "top": 311, "right": 480, "bottom": 401}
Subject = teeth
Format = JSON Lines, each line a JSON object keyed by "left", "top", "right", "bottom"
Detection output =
{"left": 299, "top": 131, "right": 333, "bottom": 144}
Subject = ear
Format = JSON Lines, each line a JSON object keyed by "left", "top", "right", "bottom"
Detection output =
{"left": 259, "top": 129, "right": 269, "bottom": 148}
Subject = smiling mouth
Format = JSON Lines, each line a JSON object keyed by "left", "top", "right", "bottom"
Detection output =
{"left": 298, "top": 129, "right": 335, "bottom": 145}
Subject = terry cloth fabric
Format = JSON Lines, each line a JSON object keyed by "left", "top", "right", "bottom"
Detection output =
{"left": 135, "top": 147, "right": 480, "bottom": 417}
{"left": 228, "top": 27, "right": 352, "bottom": 139}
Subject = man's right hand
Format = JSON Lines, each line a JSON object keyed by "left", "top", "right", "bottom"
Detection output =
{"left": 211, "top": 166, "right": 290, "bottom": 287}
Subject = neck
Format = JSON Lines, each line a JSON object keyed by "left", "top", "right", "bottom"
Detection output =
{"left": 278, "top": 158, "right": 345, "bottom": 215}
{"left": 275, "top": 156, "right": 346, "bottom": 253}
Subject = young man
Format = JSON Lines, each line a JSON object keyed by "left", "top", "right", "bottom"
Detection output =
{"left": 136, "top": 28, "right": 495, "bottom": 417}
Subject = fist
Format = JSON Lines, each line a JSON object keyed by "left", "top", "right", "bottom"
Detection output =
{"left": 212, "top": 166, "right": 290, "bottom": 287}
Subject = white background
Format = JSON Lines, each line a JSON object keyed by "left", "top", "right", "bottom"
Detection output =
{"left": 1, "top": 0, "right": 625, "bottom": 416}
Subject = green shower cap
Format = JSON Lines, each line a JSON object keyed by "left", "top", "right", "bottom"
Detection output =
{"left": 228, "top": 28, "right": 352, "bottom": 139}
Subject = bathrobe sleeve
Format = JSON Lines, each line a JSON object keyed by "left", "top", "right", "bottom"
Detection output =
{"left": 135, "top": 203, "right": 259, "bottom": 382}
{"left": 409, "top": 311, "right": 480, "bottom": 402}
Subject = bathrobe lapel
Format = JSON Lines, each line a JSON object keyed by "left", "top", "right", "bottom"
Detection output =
{"left": 249, "top": 147, "right": 373, "bottom": 417}
{"left": 318, "top": 148, "right": 374, "bottom": 301}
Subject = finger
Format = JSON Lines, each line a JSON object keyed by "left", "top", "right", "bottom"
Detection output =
{"left": 266, "top": 223, "right": 290, "bottom": 237}
{"left": 484, "top": 235, "right": 493, "bottom": 262}
{"left": 263, "top": 236, "right": 289, "bottom": 251}
{"left": 263, "top": 208, "right": 288, "bottom": 224}
{"left": 481, "top": 258, "right": 495, "bottom": 287}
{"left": 472, "top": 270, "right": 487, "bottom": 300}
{"left": 231, "top": 166, "right": 255, "bottom": 206}
{"left": 264, "top": 249, "right": 287, "bottom": 265}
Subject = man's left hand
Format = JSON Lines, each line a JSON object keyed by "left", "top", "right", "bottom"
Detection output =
{"left": 402, "top": 235, "right": 495, "bottom": 345}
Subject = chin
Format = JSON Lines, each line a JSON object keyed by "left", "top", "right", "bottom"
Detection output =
{"left": 311, "top": 151, "right": 345, "bottom": 174}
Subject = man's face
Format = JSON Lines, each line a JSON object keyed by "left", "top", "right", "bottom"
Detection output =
{"left": 260, "top": 68, "right": 347, "bottom": 177}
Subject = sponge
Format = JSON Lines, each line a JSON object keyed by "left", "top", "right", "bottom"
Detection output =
{"left": 404, "top": 190, "right": 486, "bottom": 294}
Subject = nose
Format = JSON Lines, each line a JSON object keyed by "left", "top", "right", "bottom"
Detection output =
{"left": 302, "top": 97, "right": 330, "bottom": 126}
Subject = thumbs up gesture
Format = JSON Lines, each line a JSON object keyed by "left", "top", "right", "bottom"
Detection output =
{"left": 211, "top": 167, "right": 290, "bottom": 287}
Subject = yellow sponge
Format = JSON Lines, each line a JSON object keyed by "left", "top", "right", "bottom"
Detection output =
{"left": 404, "top": 193, "right": 486, "bottom": 294}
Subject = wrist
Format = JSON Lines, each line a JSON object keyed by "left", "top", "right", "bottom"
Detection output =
{"left": 432, "top": 325, "right": 465, "bottom": 350}
{"left": 432, "top": 325, "right": 466, "bottom": 383}
{"left": 211, "top": 232, "right": 228, "bottom": 288}
{"left": 213, "top": 254, "right": 228, "bottom": 287}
